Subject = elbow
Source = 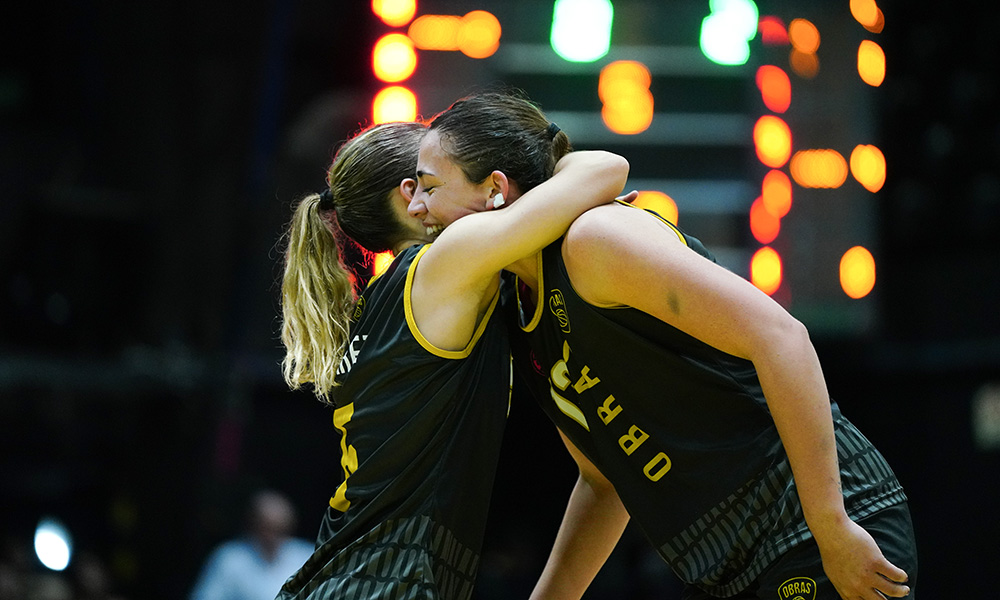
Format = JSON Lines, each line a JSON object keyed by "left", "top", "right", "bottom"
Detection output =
{"left": 608, "top": 154, "right": 630, "bottom": 193}
{"left": 592, "top": 152, "right": 629, "bottom": 196}
{"left": 746, "top": 312, "right": 812, "bottom": 364}
{"left": 771, "top": 314, "right": 814, "bottom": 359}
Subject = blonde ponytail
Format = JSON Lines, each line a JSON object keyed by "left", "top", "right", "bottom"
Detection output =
{"left": 279, "top": 121, "right": 426, "bottom": 403}
{"left": 280, "top": 194, "right": 356, "bottom": 403}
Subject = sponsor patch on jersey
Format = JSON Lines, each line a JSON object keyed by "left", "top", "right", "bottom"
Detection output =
{"left": 548, "top": 288, "right": 570, "bottom": 333}
{"left": 352, "top": 296, "right": 365, "bottom": 321}
{"left": 777, "top": 576, "right": 816, "bottom": 600}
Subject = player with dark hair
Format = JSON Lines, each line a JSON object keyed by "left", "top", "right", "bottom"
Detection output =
{"left": 277, "top": 93, "right": 629, "bottom": 600}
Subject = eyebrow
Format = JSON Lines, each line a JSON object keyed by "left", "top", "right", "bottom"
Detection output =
{"left": 415, "top": 170, "right": 435, "bottom": 180}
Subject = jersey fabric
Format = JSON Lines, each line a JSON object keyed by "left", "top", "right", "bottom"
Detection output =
{"left": 278, "top": 244, "right": 511, "bottom": 600}
{"left": 502, "top": 206, "right": 908, "bottom": 597}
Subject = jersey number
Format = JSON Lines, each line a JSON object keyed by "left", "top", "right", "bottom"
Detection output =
{"left": 330, "top": 403, "right": 359, "bottom": 512}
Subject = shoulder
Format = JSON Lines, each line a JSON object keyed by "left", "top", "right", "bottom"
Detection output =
{"left": 560, "top": 203, "right": 650, "bottom": 306}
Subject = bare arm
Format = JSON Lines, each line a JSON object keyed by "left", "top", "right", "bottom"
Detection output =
{"left": 412, "top": 151, "right": 628, "bottom": 350}
{"left": 427, "top": 150, "right": 628, "bottom": 288}
{"left": 562, "top": 203, "right": 910, "bottom": 600}
{"left": 530, "top": 430, "right": 629, "bottom": 600}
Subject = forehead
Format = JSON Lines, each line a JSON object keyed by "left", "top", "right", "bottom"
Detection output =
{"left": 416, "top": 130, "right": 457, "bottom": 176}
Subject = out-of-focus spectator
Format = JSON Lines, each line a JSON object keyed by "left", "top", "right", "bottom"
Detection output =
{"left": 189, "top": 490, "right": 313, "bottom": 600}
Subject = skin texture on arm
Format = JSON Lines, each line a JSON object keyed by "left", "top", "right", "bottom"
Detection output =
{"left": 558, "top": 203, "right": 910, "bottom": 600}
{"left": 530, "top": 430, "right": 630, "bottom": 600}
{"left": 409, "top": 147, "right": 628, "bottom": 351}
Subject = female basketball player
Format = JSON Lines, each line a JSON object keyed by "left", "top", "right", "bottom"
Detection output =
{"left": 407, "top": 94, "right": 918, "bottom": 600}
{"left": 276, "top": 94, "right": 629, "bottom": 599}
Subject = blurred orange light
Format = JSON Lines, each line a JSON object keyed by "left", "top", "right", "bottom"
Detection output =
{"left": 372, "top": 86, "right": 417, "bottom": 123}
{"left": 408, "top": 15, "right": 461, "bottom": 50}
{"left": 850, "top": 0, "right": 878, "bottom": 28}
{"left": 850, "top": 144, "right": 887, "bottom": 192}
{"left": 372, "top": 33, "right": 417, "bottom": 82}
{"left": 458, "top": 11, "right": 501, "bottom": 58}
{"left": 407, "top": 12, "right": 500, "bottom": 58}
{"left": 790, "top": 149, "right": 848, "bottom": 188}
{"left": 756, "top": 65, "right": 791, "bottom": 113}
{"left": 602, "top": 96, "right": 654, "bottom": 135}
{"left": 840, "top": 246, "right": 876, "bottom": 299}
{"left": 599, "top": 61, "right": 652, "bottom": 100}
{"left": 762, "top": 169, "right": 792, "bottom": 218}
{"left": 372, "top": 0, "right": 417, "bottom": 27}
{"left": 758, "top": 16, "right": 789, "bottom": 46}
{"left": 750, "top": 246, "right": 783, "bottom": 296}
{"left": 373, "top": 251, "right": 395, "bottom": 277}
{"left": 789, "top": 48, "right": 819, "bottom": 78}
{"left": 865, "top": 8, "right": 885, "bottom": 33}
{"left": 788, "top": 18, "right": 820, "bottom": 53}
{"left": 858, "top": 40, "right": 886, "bottom": 87}
{"left": 750, "top": 197, "right": 780, "bottom": 244}
{"left": 753, "top": 116, "right": 792, "bottom": 168}
{"left": 599, "top": 61, "right": 654, "bottom": 135}
{"left": 633, "top": 191, "right": 678, "bottom": 224}
{"left": 851, "top": 0, "right": 884, "bottom": 33}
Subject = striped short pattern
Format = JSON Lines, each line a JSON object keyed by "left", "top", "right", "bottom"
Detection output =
{"left": 277, "top": 515, "right": 479, "bottom": 600}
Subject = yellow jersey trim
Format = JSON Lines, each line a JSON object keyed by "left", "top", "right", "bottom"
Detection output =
{"left": 516, "top": 203, "right": 690, "bottom": 319}
{"left": 404, "top": 244, "right": 500, "bottom": 359}
{"left": 518, "top": 251, "right": 545, "bottom": 334}
{"left": 616, "top": 199, "right": 689, "bottom": 246}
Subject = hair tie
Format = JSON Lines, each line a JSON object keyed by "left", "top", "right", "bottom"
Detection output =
{"left": 546, "top": 122, "right": 561, "bottom": 140}
{"left": 318, "top": 188, "right": 335, "bottom": 210}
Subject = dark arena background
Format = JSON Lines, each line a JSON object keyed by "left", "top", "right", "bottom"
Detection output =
{"left": 2, "top": 1, "right": 997, "bottom": 598}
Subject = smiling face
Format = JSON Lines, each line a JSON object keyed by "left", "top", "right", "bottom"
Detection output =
{"left": 409, "top": 129, "right": 496, "bottom": 237}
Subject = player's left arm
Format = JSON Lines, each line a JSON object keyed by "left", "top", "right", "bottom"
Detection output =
{"left": 530, "top": 429, "right": 629, "bottom": 600}
{"left": 562, "top": 203, "right": 910, "bottom": 600}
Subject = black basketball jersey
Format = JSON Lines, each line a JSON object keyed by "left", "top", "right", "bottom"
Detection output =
{"left": 279, "top": 244, "right": 511, "bottom": 600}
{"left": 502, "top": 205, "right": 907, "bottom": 597}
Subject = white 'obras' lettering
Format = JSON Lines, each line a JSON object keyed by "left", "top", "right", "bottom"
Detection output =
{"left": 337, "top": 334, "right": 369, "bottom": 376}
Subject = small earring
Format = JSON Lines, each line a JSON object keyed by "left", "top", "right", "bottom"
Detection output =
{"left": 492, "top": 193, "right": 505, "bottom": 209}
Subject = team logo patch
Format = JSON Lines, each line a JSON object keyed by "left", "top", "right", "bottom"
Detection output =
{"left": 777, "top": 577, "right": 816, "bottom": 600}
{"left": 352, "top": 296, "right": 365, "bottom": 321}
{"left": 548, "top": 289, "right": 571, "bottom": 333}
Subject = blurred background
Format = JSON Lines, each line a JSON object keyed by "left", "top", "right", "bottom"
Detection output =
{"left": 2, "top": 0, "right": 998, "bottom": 598}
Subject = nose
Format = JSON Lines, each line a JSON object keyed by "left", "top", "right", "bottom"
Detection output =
{"left": 407, "top": 193, "right": 427, "bottom": 219}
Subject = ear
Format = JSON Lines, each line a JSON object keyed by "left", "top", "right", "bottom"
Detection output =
{"left": 485, "top": 170, "right": 513, "bottom": 210}
{"left": 399, "top": 177, "right": 417, "bottom": 201}
{"left": 487, "top": 170, "right": 510, "bottom": 198}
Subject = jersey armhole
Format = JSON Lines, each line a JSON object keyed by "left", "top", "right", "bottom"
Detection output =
{"left": 404, "top": 244, "right": 500, "bottom": 359}
{"left": 516, "top": 251, "right": 545, "bottom": 333}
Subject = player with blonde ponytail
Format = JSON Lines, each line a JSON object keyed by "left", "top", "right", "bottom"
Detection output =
{"left": 281, "top": 122, "right": 425, "bottom": 402}
{"left": 276, "top": 91, "right": 630, "bottom": 600}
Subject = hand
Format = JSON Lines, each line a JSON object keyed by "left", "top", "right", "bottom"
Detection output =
{"left": 817, "top": 519, "right": 910, "bottom": 599}
{"left": 615, "top": 190, "right": 639, "bottom": 203}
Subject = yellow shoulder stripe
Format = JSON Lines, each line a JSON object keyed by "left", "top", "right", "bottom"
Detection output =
{"left": 403, "top": 244, "right": 499, "bottom": 359}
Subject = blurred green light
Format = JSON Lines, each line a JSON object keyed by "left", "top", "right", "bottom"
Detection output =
{"left": 551, "top": 0, "right": 614, "bottom": 63}
{"left": 700, "top": 0, "right": 759, "bottom": 66}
